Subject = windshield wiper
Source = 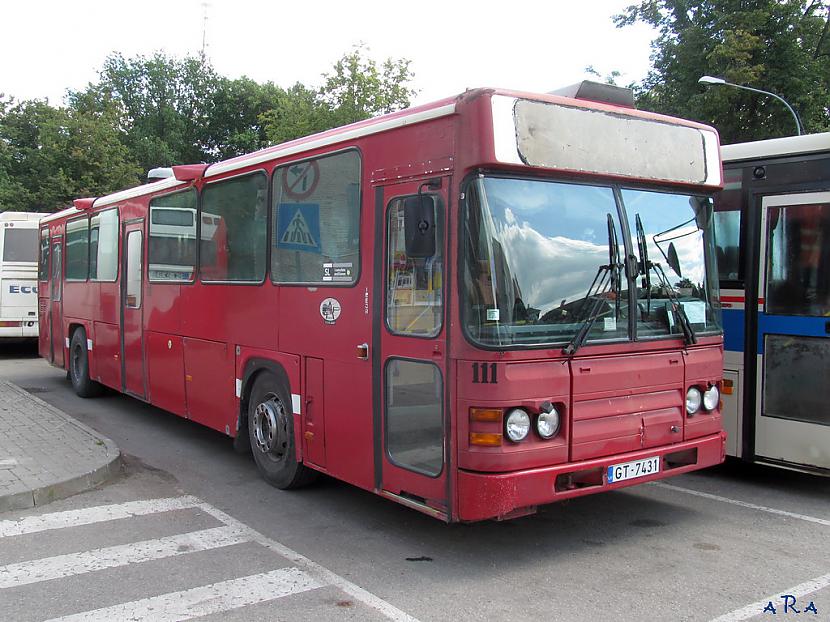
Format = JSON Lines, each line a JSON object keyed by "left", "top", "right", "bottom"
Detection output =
{"left": 635, "top": 214, "right": 652, "bottom": 316}
{"left": 652, "top": 260, "right": 697, "bottom": 345}
{"left": 635, "top": 213, "right": 696, "bottom": 346}
{"left": 563, "top": 214, "right": 622, "bottom": 356}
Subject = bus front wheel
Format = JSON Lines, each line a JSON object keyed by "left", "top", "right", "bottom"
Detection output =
{"left": 69, "top": 328, "right": 103, "bottom": 398}
{"left": 247, "top": 374, "right": 317, "bottom": 489}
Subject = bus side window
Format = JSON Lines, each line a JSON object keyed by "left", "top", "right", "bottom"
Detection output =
{"left": 714, "top": 170, "right": 742, "bottom": 283}
{"left": 200, "top": 172, "right": 266, "bottom": 283}
{"left": 271, "top": 150, "right": 361, "bottom": 285}
{"left": 90, "top": 208, "right": 119, "bottom": 282}
{"left": 149, "top": 188, "right": 197, "bottom": 282}
{"left": 713, "top": 209, "right": 741, "bottom": 281}
{"left": 386, "top": 195, "right": 443, "bottom": 337}
{"left": 39, "top": 228, "right": 50, "bottom": 281}
{"left": 65, "top": 217, "right": 89, "bottom": 281}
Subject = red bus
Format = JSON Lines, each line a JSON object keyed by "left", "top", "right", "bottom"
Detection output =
{"left": 39, "top": 84, "right": 726, "bottom": 522}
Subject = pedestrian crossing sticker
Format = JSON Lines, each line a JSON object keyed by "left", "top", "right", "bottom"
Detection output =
{"left": 276, "top": 203, "right": 321, "bottom": 253}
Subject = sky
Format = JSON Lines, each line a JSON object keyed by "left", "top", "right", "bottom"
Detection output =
{"left": 1, "top": 0, "right": 657, "bottom": 107}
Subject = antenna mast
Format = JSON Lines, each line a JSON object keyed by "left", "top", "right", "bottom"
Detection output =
{"left": 200, "top": 2, "right": 211, "bottom": 61}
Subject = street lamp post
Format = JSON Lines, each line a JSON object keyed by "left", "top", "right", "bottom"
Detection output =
{"left": 698, "top": 75, "right": 803, "bottom": 136}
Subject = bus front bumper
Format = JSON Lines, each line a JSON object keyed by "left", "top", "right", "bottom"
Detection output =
{"left": 456, "top": 431, "right": 726, "bottom": 522}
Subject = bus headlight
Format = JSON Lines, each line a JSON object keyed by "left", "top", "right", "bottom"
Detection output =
{"left": 703, "top": 385, "right": 720, "bottom": 411}
{"left": 505, "top": 408, "right": 531, "bottom": 442}
{"left": 686, "top": 387, "right": 702, "bottom": 416}
{"left": 536, "top": 403, "right": 560, "bottom": 439}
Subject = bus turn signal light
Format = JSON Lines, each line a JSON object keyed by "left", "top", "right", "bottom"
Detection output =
{"left": 470, "top": 432, "right": 502, "bottom": 447}
{"left": 721, "top": 378, "right": 734, "bottom": 395}
{"left": 470, "top": 408, "right": 502, "bottom": 422}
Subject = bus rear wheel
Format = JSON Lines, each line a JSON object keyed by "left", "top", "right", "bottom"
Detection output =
{"left": 247, "top": 374, "right": 317, "bottom": 489}
{"left": 69, "top": 328, "right": 103, "bottom": 398}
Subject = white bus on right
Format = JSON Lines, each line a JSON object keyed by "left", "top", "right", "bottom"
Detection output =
{"left": 0, "top": 211, "right": 45, "bottom": 341}
{"left": 716, "top": 132, "right": 830, "bottom": 474}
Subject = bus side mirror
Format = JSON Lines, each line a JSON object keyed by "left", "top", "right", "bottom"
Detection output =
{"left": 404, "top": 195, "right": 436, "bottom": 258}
{"left": 667, "top": 242, "right": 682, "bottom": 277}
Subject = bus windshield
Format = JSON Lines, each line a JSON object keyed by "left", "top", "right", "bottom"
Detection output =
{"left": 461, "top": 176, "right": 721, "bottom": 348}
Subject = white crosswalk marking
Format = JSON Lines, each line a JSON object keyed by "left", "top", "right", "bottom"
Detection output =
{"left": 0, "top": 525, "right": 246, "bottom": 588}
{"left": 0, "top": 496, "right": 198, "bottom": 538}
{"left": 42, "top": 567, "right": 323, "bottom": 622}
{"left": 0, "top": 495, "right": 421, "bottom": 622}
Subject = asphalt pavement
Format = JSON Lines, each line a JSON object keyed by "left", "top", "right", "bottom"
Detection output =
{"left": 0, "top": 342, "right": 828, "bottom": 622}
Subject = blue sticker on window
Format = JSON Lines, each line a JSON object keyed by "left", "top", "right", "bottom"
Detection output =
{"left": 276, "top": 203, "right": 321, "bottom": 253}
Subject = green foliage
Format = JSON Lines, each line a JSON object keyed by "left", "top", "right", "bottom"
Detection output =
{"left": 260, "top": 83, "right": 331, "bottom": 145}
{"left": 0, "top": 97, "right": 141, "bottom": 213}
{"left": 0, "top": 45, "right": 416, "bottom": 213}
{"left": 262, "top": 45, "right": 417, "bottom": 143}
{"left": 319, "top": 44, "right": 416, "bottom": 126}
{"left": 615, "top": 0, "right": 830, "bottom": 142}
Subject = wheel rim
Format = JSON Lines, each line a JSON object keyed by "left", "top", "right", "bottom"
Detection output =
{"left": 252, "top": 396, "right": 288, "bottom": 459}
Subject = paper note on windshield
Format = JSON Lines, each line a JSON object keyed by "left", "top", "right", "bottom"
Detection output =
{"left": 680, "top": 301, "right": 706, "bottom": 325}
{"left": 603, "top": 317, "right": 617, "bottom": 331}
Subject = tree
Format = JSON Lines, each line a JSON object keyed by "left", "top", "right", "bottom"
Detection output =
{"left": 319, "top": 44, "right": 417, "bottom": 127}
{"left": 203, "top": 77, "right": 287, "bottom": 160}
{"left": 69, "top": 52, "right": 223, "bottom": 174}
{"left": 261, "top": 45, "right": 417, "bottom": 145}
{"left": 615, "top": 0, "right": 830, "bottom": 142}
{"left": 0, "top": 97, "right": 140, "bottom": 213}
{"left": 260, "top": 83, "right": 331, "bottom": 145}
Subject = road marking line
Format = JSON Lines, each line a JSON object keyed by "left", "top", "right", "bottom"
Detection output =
{"left": 0, "top": 525, "right": 247, "bottom": 588}
{"left": 709, "top": 571, "right": 830, "bottom": 621}
{"left": 194, "top": 499, "right": 422, "bottom": 622}
{"left": 651, "top": 482, "right": 830, "bottom": 527}
{"left": 42, "top": 567, "right": 322, "bottom": 622}
{"left": 0, "top": 494, "right": 420, "bottom": 622}
{"left": 0, "top": 497, "right": 198, "bottom": 538}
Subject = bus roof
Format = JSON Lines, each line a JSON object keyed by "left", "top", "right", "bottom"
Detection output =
{"left": 0, "top": 211, "right": 48, "bottom": 222}
{"left": 721, "top": 132, "right": 830, "bottom": 163}
{"left": 44, "top": 87, "right": 720, "bottom": 225}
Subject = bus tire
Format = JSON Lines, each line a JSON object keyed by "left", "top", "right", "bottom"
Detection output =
{"left": 69, "top": 328, "right": 103, "bottom": 398}
{"left": 248, "top": 374, "right": 317, "bottom": 489}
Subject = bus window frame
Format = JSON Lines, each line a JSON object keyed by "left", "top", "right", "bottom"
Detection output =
{"left": 384, "top": 192, "right": 445, "bottom": 340}
{"left": 64, "top": 215, "right": 90, "bottom": 282}
{"left": 38, "top": 227, "right": 50, "bottom": 282}
{"left": 714, "top": 166, "right": 746, "bottom": 289}
{"left": 148, "top": 186, "right": 199, "bottom": 285}
{"left": 89, "top": 207, "right": 121, "bottom": 283}
{"left": 199, "top": 169, "right": 269, "bottom": 287}
{"left": 269, "top": 147, "right": 363, "bottom": 288}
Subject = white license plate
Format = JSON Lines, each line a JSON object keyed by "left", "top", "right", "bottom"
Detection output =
{"left": 607, "top": 456, "right": 660, "bottom": 483}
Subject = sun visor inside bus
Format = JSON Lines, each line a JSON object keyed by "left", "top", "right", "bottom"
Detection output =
{"left": 513, "top": 99, "right": 710, "bottom": 185}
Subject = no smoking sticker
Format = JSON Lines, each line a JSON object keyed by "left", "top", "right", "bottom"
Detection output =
{"left": 281, "top": 161, "right": 320, "bottom": 200}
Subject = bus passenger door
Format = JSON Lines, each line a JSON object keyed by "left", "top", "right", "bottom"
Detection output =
{"left": 121, "top": 222, "right": 146, "bottom": 398}
{"left": 376, "top": 180, "right": 449, "bottom": 518}
{"left": 756, "top": 192, "right": 830, "bottom": 470}
{"left": 49, "top": 238, "right": 64, "bottom": 367}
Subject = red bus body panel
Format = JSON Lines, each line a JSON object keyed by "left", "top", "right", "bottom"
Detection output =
{"left": 39, "top": 87, "right": 725, "bottom": 522}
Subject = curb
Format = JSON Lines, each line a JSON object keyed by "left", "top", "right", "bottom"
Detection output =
{"left": 0, "top": 382, "right": 122, "bottom": 513}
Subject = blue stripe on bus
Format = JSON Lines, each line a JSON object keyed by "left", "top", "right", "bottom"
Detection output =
{"left": 757, "top": 314, "right": 830, "bottom": 354}
{"left": 722, "top": 308, "right": 745, "bottom": 353}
